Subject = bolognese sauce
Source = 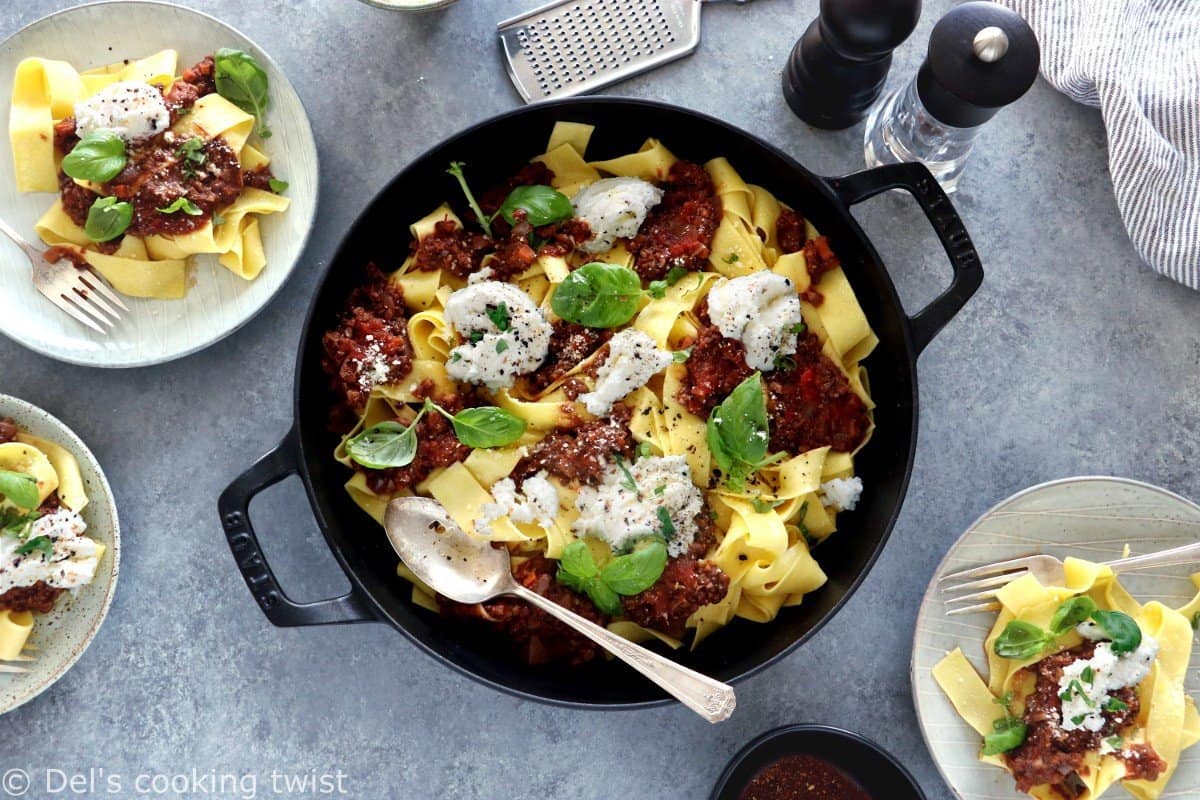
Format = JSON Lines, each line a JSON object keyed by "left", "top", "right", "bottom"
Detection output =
{"left": 628, "top": 161, "right": 721, "bottom": 281}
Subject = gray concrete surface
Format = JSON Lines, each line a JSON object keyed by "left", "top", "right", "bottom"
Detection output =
{"left": 2, "top": 1, "right": 1197, "bottom": 798}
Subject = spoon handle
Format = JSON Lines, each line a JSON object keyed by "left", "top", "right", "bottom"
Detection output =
{"left": 510, "top": 584, "right": 736, "bottom": 722}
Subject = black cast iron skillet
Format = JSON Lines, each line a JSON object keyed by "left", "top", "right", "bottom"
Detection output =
{"left": 218, "top": 98, "right": 982, "bottom": 708}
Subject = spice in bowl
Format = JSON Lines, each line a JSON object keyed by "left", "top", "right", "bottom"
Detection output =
{"left": 739, "top": 754, "right": 871, "bottom": 800}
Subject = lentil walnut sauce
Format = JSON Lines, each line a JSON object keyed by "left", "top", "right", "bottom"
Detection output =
{"left": 322, "top": 136, "right": 875, "bottom": 666}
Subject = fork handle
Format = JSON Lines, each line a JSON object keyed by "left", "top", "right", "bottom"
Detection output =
{"left": 1107, "top": 540, "right": 1200, "bottom": 573}
{"left": 0, "top": 215, "right": 42, "bottom": 264}
{"left": 510, "top": 584, "right": 736, "bottom": 722}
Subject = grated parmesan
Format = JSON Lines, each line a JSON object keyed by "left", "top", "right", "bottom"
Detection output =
{"left": 572, "top": 455, "right": 703, "bottom": 557}
{"left": 706, "top": 271, "right": 804, "bottom": 371}
{"left": 443, "top": 281, "right": 552, "bottom": 390}
{"left": 579, "top": 329, "right": 673, "bottom": 417}
{"left": 820, "top": 477, "right": 864, "bottom": 511}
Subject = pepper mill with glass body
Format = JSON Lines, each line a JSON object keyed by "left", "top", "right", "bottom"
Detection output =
{"left": 864, "top": 1, "right": 1040, "bottom": 192}
{"left": 782, "top": 0, "right": 921, "bottom": 130}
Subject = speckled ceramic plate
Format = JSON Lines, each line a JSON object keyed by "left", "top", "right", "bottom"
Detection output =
{"left": 913, "top": 477, "right": 1200, "bottom": 799}
{"left": 0, "top": 0, "right": 318, "bottom": 367}
{"left": 0, "top": 394, "right": 119, "bottom": 715}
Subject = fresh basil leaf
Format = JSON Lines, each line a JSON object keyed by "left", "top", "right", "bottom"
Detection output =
{"left": 993, "top": 620, "right": 1053, "bottom": 660}
{"left": 176, "top": 137, "right": 206, "bottom": 177}
{"left": 0, "top": 469, "right": 39, "bottom": 509}
{"left": 1090, "top": 609, "right": 1142, "bottom": 654}
{"left": 1050, "top": 596, "right": 1098, "bottom": 635}
{"left": 446, "top": 161, "right": 492, "bottom": 238}
{"left": 346, "top": 419, "right": 420, "bottom": 469}
{"left": 62, "top": 131, "right": 126, "bottom": 183}
{"left": 449, "top": 407, "right": 526, "bottom": 449}
{"left": 600, "top": 539, "right": 667, "bottom": 596}
{"left": 1103, "top": 697, "right": 1129, "bottom": 712}
{"left": 84, "top": 196, "right": 133, "bottom": 242}
{"left": 585, "top": 577, "right": 622, "bottom": 616}
{"left": 497, "top": 184, "right": 573, "bottom": 227}
{"left": 551, "top": 262, "right": 643, "bottom": 328}
{"left": 213, "top": 48, "right": 271, "bottom": 138}
{"left": 559, "top": 540, "right": 599, "bottom": 581}
{"left": 14, "top": 535, "right": 53, "bottom": 558}
{"left": 0, "top": 507, "right": 39, "bottom": 537}
{"left": 706, "top": 373, "right": 778, "bottom": 491}
{"left": 157, "top": 197, "right": 203, "bottom": 216}
{"left": 982, "top": 720, "right": 1027, "bottom": 755}
{"left": 268, "top": 178, "right": 288, "bottom": 194}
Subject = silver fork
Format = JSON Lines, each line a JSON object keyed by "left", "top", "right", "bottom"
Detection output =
{"left": 0, "top": 645, "right": 36, "bottom": 675}
{"left": 940, "top": 539, "right": 1200, "bottom": 615}
{"left": 0, "top": 216, "right": 127, "bottom": 333}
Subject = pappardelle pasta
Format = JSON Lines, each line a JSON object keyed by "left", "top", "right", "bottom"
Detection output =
{"left": 8, "top": 48, "right": 289, "bottom": 299}
{"left": 0, "top": 417, "right": 104, "bottom": 661}
{"left": 322, "top": 123, "right": 876, "bottom": 664}
{"left": 933, "top": 559, "right": 1200, "bottom": 800}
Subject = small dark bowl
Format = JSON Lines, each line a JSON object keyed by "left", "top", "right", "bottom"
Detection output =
{"left": 710, "top": 725, "right": 926, "bottom": 800}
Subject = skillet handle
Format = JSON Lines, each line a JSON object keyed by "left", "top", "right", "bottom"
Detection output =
{"left": 218, "top": 427, "right": 377, "bottom": 627}
{"left": 827, "top": 162, "right": 983, "bottom": 355}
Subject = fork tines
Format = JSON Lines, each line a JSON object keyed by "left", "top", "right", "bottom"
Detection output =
{"left": 41, "top": 264, "right": 128, "bottom": 334}
{"left": 0, "top": 646, "right": 37, "bottom": 674}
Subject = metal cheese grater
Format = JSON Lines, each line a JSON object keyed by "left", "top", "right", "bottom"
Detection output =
{"left": 498, "top": 0, "right": 750, "bottom": 103}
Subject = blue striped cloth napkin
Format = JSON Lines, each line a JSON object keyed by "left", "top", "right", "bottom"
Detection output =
{"left": 1000, "top": 0, "right": 1200, "bottom": 290}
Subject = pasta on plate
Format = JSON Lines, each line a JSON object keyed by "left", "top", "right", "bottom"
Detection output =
{"left": 0, "top": 416, "right": 104, "bottom": 661}
{"left": 321, "top": 123, "right": 877, "bottom": 664}
{"left": 934, "top": 559, "right": 1200, "bottom": 800}
{"left": 8, "top": 48, "right": 289, "bottom": 299}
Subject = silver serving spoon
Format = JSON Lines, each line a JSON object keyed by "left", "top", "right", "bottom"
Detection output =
{"left": 384, "top": 497, "right": 736, "bottom": 722}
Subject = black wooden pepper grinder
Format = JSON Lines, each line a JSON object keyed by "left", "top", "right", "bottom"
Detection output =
{"left": 781, "top": 0, "right": 922, "bottom": 130}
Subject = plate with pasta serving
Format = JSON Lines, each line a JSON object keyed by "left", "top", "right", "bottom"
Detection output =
{"left": 320, "top": 120, "right": 878, "bottom": 663}
{"left": 0, "top": 393, "right": 119, "bottom": 715}
{"left": 914, "top": 477, "right": 1200, "bottom": 800}
{"left": 0, "top": 1, "right": 317, "bottom": 367}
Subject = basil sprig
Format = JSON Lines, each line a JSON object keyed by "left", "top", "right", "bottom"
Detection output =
{"left": 0, "top": 507, "right": 39, "bottom": 538}
{"left": 345, "top": 400, "right": 527, "bottom": 469}
{"left": 62, "top": 131, "right": 126, "bottom": 183}
{"left": 14, "top": 535, "right": 53, "bottom": 558}
{"left": 213, "top": 48, "right": 272, "bottom": 138}
{"left": 993, "top": 597, "right": 1141, "bottom": 660}
{"left": 447, "top": 161, "right": 492, "bottom": 238}
{"left": 982, "top": 692, "right": 1028, "bottom": 755}
{"left": 497, "top": 185, "right": 573, "bottom": 227}
{"left": 555, "top": 538, "right": 668, "bottom": 615}
{"left": 706, "top": 373, "right": 783, "bottom": 491}
{"left": 0, "top": 469, "right": 39, "bottom": 510}
{"left": 84, "top": 196, "right": 133, "bottom": 242}
{"left": 551, "top": 262, "right": 644, "bottom": 328}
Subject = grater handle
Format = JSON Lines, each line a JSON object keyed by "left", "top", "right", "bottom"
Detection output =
{"left": 827, "top": 161, "right": 983, "bottom": 356}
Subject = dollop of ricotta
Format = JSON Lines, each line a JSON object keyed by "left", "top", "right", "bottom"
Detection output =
{"left": 820, "top": 477, "right": 863, "bottom": 512}
{"left": 443, "top": 281, "right": 552, "bottom": 390}
{"left": 478, "top": 471, "right": 559, "bottom": 537}
{"left": 706, "top": 271, "right": 804, "bottom": 371}
{"left": 579, "top": 329, "right": 673, "bottom": 417}
{"left": 73, "top": 81, "right": 171, "bottom": 141}
{"left": 1058, "top": 633, "right": 1159, "bottom": 732}
{"left": 573, "top": 455, "right": 703, "bottom": 557}
{"left": 0, "top": 509, "right": 102, "bottom": 595}
{"left": 572, "top": 177, "right": 664, "bottom": 253}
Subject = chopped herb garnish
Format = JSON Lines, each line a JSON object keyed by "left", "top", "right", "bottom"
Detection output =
{"left": 1103, "top": 697, "right": 1129, "bottom": 713}
{"left": 450, "top": 352, "right": 462, "bottom": 362}
{"left": 788, "top": 322, "right": 807, "bottom": 335}
{"left": 176, "top": 137, "right": 206, "bottom": 177}
{"left": 653, "top": 484, "right": 665, "bottom": 496}
{"left": 486, "top": 302, "right": 511, "bottom": 332}
{"left": 495, "top": 340, "right": 509, "bottom": 354}
{"left": 268, "top": 178, "right": 289, "bottom": 194}
{"left": 446, "top": 161, "right": 492, "bottom": 238}
{"left": 672, "top": 349, "right": 691, "bottom": 363}
{"left": 1106, "top": 736, "right": 1123, "bottom": 750}
{"left": 750, "top": 496, "right": 784, "bottom": 514}
{"left": 615, "top": 455, "right": 638, "bottom": 493}
{"left": 637, "top": 441, "right": 653, "bottom": 459}
{"left": 468, "top": 330, "right": 485, "bottom": 344}
{"left": 722, "top": 252, "right": 740, "bottom": 264}
{"left": 1071, "top": 714, "right": 1088, "bottom": 726}
{"left": 0, "top": 507, "right": 39, "bottom": 538}
{"left": 656, "top": 506, "right": 675, "bottom": 538}
{"left": 157, "top": 196, "right": 203, "bottom": 216}
{"left": 1081, "top": 666, "right": 1095, "bottom": 684}
{"left": 15, "top": 536, "right": 53, "bottom": 558}
{"left": 773, "top": 353, "right": 796, "bottom": 371}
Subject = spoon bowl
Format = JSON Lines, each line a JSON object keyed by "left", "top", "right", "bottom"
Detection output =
{"left": 383, "top": 496, "right": 513, "bottom": 604}
{"left": 382, "top": 496, "right": 738, "bottom": 722}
